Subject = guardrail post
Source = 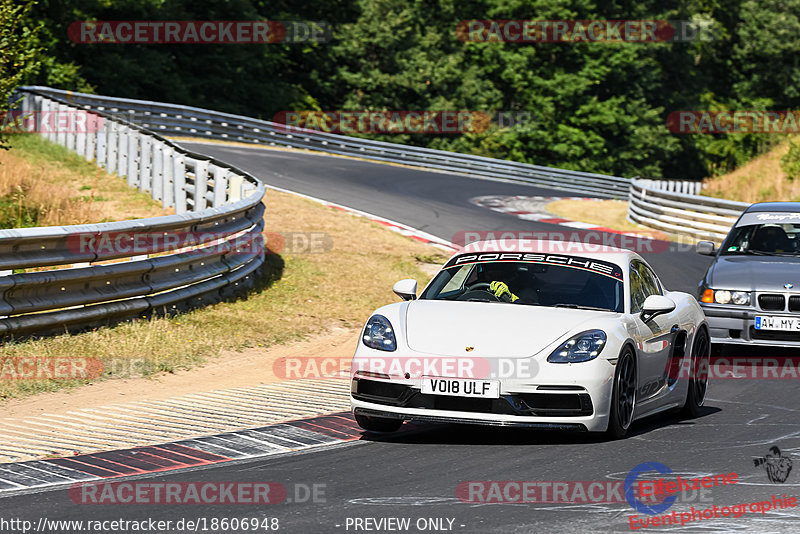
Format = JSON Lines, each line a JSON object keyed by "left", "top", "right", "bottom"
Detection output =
{"left": 140, "top": 135, "right": 152, "bottom": 193}
{"left": 75, "top": 114, "right": 86, "bottom": 158}
{"left": 43, "top": 99, "right": 55, "bottom": 142}
{"left": 106, "top": 121, "right": 118, "bottom": 174}
{"left": 127, "top": 128, "right": 139, "bottom": 187}
{"left": 162, "top": 146, "right": 174, "bottom": 209}
{"left": 193, "top": 160, "right": 209, "bottom": 211}
{"left": 173, "top": 154, "right": 187, "bottom": 214}
{"left": 152, "top": 140, "right": 163, "bottom": 202}
{"left": 45, "top": 100, "right": 58, "bottom": 143}
{"left": 84, "top": 120, "right": 95, "bottom": 161}
{"left": 117, "top": 125, "right": 128, "bottom": 178}
{"left": 66, "top": 106, "right": 77, "bottom": 152}
{"left": 213, "top": 169, "right": 229, "bottom": 207}
{"left": 29, "top": 94, "right": 41, "bottom": 132}
{"left": 55, "top": 103, "right": 66, "bottom": 146}
{"left": 20, "top": 92, "right": 32, "bottom": 128}
{"left": 228, "top": 175, "right": 243, "bottom": 202}
{"left": 96, "top": 120, "right": 107, "bottom": 166}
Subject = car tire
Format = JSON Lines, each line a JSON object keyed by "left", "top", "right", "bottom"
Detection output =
{"left": 355, "top": 413, "right": 403, "bottom": 433}
{"left": 681, "top": 327, "right": 710, "bottom": 418}
{"left": 606, "top": 347, "right": 636, "bottom": 440}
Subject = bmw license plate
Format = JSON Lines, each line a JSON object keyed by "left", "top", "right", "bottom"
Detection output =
{"left": 755, "top": 316, "right": 800, "bottom": 331}
{"left": 421, "top": 377, "right": 499, "bottom": 398}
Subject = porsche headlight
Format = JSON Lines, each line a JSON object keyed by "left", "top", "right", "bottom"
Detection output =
{"left": 362, "top": 315, "right": 397, "bottom": 351}
{"left": 700, "top": 289, "right": 750, "bottom": 305}
{"left": 547, "top": 330, "right": 606, "bottom": 363}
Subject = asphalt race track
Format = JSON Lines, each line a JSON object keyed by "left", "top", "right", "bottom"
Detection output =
{"left": 5, "top": 145, "right": 800, "bottom": 533}
{"left": 180, "top": 142, "right": 712, "bottom": 294}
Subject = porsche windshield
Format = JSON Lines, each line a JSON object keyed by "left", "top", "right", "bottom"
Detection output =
{"left": 420, "top": 259, "right": 624, "bottom": 312}
{"left": 721, "top": 223, "right": 800, "bottom": 256}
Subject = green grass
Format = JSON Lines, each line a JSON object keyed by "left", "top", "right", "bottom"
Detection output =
{"left": 0, "top": 193, "right": 41, "bottom": 228}
{"left": 6, "top": 133, "right": 103, "bottom": 176}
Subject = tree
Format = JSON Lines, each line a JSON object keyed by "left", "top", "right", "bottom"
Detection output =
{"left": 0, "top": 0, "right": 42, "bottom": 149}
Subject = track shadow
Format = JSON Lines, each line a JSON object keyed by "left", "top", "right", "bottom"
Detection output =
{"left": 248, "top": 250, "right": 286, "bottom": 294}
{"left": 358, "top": 403, "right": 723, "bottom": 446}
{"left": 712, "top": 344, "right": 800, "bottom": 359}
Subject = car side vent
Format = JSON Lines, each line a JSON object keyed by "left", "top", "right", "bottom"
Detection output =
{"left": 758, "top": 294, "right": 786, "bottom": 311}
{"left": 789, "top": 296, "right": 800, "bottom": 312}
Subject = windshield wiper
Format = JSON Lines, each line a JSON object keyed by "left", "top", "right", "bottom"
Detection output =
{"left": 552, "top": 303, "right": 612, "bottom": 312}
{"left": 745, "top": 250, "right": 799, "bottom": 257}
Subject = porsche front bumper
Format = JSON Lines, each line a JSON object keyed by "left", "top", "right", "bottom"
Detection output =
{"left": 349, "top": 357, "right": 617, "bottom": 433}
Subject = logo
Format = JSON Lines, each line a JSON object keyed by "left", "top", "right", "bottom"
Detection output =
{"left": 272, "top": 110, "right": 492, "bottom": 135}
{"left": 667, "top": 110, "right": 800, "bottom": 134}
{"left": 785, "top": 283, "right": 794, "bottom": 290}
{"left": 625, "top": 462, "right": 676, "bottom": 515}
{"left": 754, "top": 446, "right": 793, "bottom": 483}
{"left": 465, "top": 346, "right": 474, "bottom": 352}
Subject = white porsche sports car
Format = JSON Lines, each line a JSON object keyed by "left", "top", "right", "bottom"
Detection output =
{"left": 350, "top": 240, "right": 710, "bottom": 439}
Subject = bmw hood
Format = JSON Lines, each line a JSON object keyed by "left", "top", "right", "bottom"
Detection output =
{"left": 707, "top": 256, "right": 800, "bottom": 292}
{"left": 404, "top": 300, "right": 614, "bottom": 358}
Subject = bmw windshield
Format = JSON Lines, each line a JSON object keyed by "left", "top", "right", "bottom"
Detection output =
{"left": 420, "top": 253, "right": 625, "bottom": 312}
{"left": 720, "top": 223, "right": 800, "bottom": 256}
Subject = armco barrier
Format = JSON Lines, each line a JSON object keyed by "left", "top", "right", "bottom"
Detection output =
{"left": 20, "top": 86, "right": 634, "bottom": 199}
{"left": 0, "top": 89, "right": 266, "bottom": 338}
{"left": 628, "top": 179, "right": 748, "bottom": 242}
{"left": 635, "top": 178, "right": 702, "bottom": 195}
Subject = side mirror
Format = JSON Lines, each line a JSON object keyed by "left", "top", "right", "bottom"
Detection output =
{"left": 696, "top": 241, "right": 716, "bottom": 256}
{"left": 641, "top": 295, "right": 676, "bottom": 322}
{"left": 393, "top": 279, "right": 418, "bottom": 301}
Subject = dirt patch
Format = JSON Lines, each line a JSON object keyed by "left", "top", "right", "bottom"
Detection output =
{"left": 2, "top": 327, "right": 360, "bottom": 420}
{"left": 545, "top": 198, "right": 696, "bottom": 244}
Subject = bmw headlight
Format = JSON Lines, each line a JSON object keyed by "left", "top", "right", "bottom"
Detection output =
{"left": 700, "top": 289, "right": 750, "bottom": 305}
{"left": 362, "top": 315, "right": 397, "bottom": 351}
{"left": 547, "top": 330, "right": 606, "bottom": 363}
{"left": 731, "top": 291, "right": 750, "bottom": 305}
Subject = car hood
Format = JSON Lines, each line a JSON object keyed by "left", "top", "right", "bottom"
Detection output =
{"left": 708, "top": 255, "right": 800, "bottom": 292}
{"left": 404, "top": 300, "right": 615, "bottom": 358}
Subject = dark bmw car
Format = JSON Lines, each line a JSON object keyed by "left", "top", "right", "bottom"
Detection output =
{"left": 697, "top": 202, "right": 800, "bottom": 347}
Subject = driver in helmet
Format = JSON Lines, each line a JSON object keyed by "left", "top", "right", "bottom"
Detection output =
{"left": 477, "top": 263, "right": 519, "bottom": 303}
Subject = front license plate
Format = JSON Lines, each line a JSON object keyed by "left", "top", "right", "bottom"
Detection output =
{"left": 755, "top": 316, "right": 800, "bottom": 331}
{"left": 421, "top": 377, "right": 499, "bottom": 398}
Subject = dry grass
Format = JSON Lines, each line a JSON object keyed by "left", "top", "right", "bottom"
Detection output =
{"left": 702, "top": 137, "right": 800, "bottom": 203}
{"left": 545, "top": 198, "right": 699, "bottom": 244}
{"left": 545, "top": 199, "right": 645, "bottom": 232}
{"left": 0, "top": 134, "right": 165, "bottom": 229}
{"left": 0, "top": 156, "right": 447, "bottom": 400}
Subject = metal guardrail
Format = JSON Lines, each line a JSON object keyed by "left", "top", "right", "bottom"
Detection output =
{"left": 634, "top": 178, "right": 702, "bottom": 195}
{"left": 21, "top": 86, "right": 636, "bottom": 199}
{"left": 0, "top": 89, "right": 267, "bottom": 338}
{"left": 628, "top": 179, "right": 748, "bottom": 242}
